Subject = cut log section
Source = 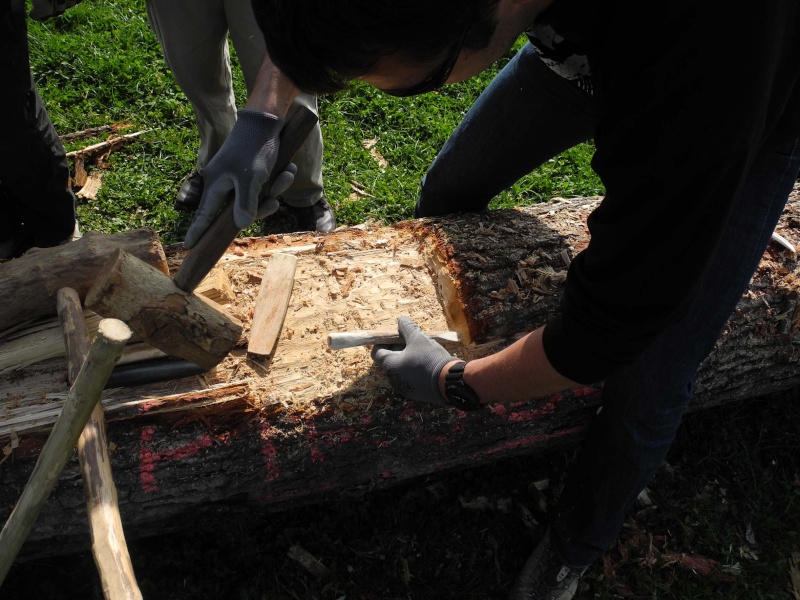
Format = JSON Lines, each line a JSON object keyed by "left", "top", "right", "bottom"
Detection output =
{"left": 0, "top": 229, "right": 169, "bottom": 335}
{"left": 0, "top": 266, "right": 235, "bottom": 375}
{"left": 2, "top": 188, "right": 800, "bottom": 558}
{"left": 247, "top": 253, "right": 298, "bottom": 360}
{"left": 84, "top": 249, "right": 243, "bottom": 370}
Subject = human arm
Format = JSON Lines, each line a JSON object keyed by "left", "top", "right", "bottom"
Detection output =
{"left": 184, "top": 54, "right": 302, "bottom": 247}
{"left": 436, "top": 327, "right": 578, "bottom": 404}
{"left": 372, "top": 317, "right": 578, "bottom": 407}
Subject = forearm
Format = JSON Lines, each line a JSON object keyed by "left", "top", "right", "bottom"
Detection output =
{"left": 438, "top": 327, "right": 579, "bottom": 404}
{"left": 245, "top": 54, "right": 300, "bottom": 116}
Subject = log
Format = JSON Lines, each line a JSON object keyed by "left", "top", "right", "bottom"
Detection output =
{"left": 57, "top": 290, "right": 142, "bottom": 600}
{"left": 0, "top": 266, "right": 234, "bottom": 375}
{"left": 247, "top": 253, "right": 298, "bottom": 360}
{"left": 0, "top": 229, "right": 169, "bottom": 335}
{"left": 0, "top": 319, "right": 130, "bottom": 578}
{"left": 1, "top": 187, "right": 799, "bottom": 558}
{"left": 84, "top": 248, "right": 243, "bottom": 370}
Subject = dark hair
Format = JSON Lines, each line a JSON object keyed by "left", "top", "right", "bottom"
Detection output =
{"left": 253, "top": 0, "right": 501, "bottom": 94}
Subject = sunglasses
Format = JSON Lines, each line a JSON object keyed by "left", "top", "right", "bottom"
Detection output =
{"left": 384, "top": 23, "right": 471, "bottom": 97}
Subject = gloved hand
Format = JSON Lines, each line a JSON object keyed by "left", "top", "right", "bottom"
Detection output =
{"left": 30, "top": 0, "right": 82, "bottom": 21}
{"left": 184, "top": 109, "right": 286, "bottom": 248}
{"left": 371, "top": 316, "right": 458, "bottom": 405}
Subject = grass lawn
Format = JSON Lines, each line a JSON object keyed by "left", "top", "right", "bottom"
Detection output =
{"left": 27, "top": 0, "right": 602, "bottom": 244}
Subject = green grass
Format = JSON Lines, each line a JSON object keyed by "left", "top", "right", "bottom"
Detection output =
{"left": 26, "top": 0, "right": 602, "bottom": 245}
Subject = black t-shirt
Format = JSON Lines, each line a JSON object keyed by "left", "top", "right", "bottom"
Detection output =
{"left": 530, "top": 0, "right": 800, "bottom": 383}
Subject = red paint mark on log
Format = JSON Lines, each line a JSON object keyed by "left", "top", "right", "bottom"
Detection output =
{"left": 259, "top": 423, "right": 281, "bottom": 481}
{"left": 138, "top": 430, "right": 214, "bottom": 493}
{"left": 305, "top": 425, "right": 358, "bottom": 463}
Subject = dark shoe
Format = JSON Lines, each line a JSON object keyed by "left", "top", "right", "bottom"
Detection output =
{"left": 289, "top": 196, "right": 337, "bottom": 232}
{"left": 174, "top": 171, "right": 204, "bottom": 211}
{"left": 508, "top": 528, "right": 588, "bottom": 600}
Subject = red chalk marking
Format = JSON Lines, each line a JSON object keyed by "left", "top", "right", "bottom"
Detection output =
{"left": 259, "top": 423, "right": 281, "bottom": 481}
{"left": 138, "top": 429, "right": 214, "bottom": 493}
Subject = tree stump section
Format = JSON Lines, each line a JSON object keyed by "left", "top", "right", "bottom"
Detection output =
{"left": 1, "top": 188, "right": 799, "bottom": 558}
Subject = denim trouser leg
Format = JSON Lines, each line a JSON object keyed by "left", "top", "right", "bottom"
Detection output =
{"left": 416, "top": 43, "right": 596, "bottom": 217}
{"left": 552, "top": 138, "right": 800, "bottom": 567}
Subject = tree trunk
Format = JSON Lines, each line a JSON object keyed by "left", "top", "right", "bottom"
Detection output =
{"left": 2, "top": 188, "right": 799, "bottom": 558}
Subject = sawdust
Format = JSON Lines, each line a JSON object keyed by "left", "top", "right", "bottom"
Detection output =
{"left": 176, "top": 225, "right": 457, "bottom": 414}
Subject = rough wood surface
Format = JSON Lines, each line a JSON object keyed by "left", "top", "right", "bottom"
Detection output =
{"left": 1, "top": 188, "right": 799, "bottom": 558}
{"left": 247, "top": 253, "right": 298, "bottom": 359}
{"left": 0, "top": 229, "right": 168, "bottom": 335}
{"left": 85, "top": 249, "right": 243, "bottom": 370}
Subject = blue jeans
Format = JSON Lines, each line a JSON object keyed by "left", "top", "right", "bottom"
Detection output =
{"left": 552, "top": 137, "right": 800, "bottom": 567}
{"left": 416, "top": 43, "right": 596, "bottom": 216}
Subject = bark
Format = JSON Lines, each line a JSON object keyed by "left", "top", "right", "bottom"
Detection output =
{"left": 1, "top": 189, "right": 799, "bottom": 559}
{"left": 84, "top": 249, "right": 243, "bottom": 370}
{"left": 0, "top": 229, "right": 169, "bottom": 334}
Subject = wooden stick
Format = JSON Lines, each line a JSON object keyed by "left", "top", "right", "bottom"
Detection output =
{"left": 173, "top": 105, "right": 319, "bottom": 294}
{"left": 65, "top": 130, "right": 150, "bottom": 158}
{"left": 326, "top": 330, "right": 461, "bottom": 350}
{"left": 57, "top": 289, "right": 142, "bottom": 600}
{"left": 247, "top": 253, "right": 298, "bottom": 359}
{"left": 0, "top": 318, "right": 131, "bottom": 585}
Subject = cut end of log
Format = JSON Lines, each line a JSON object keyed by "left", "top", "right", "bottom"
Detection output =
{"left": 97, "top": 319, "right": 133, "bottom": 346}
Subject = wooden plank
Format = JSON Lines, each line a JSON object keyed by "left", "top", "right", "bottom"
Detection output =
{"left": 246, "top": 253, "right": 298, "bottom": 360}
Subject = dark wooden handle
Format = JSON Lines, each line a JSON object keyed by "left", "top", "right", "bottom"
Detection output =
{"left": 173, "top": 105, "right": 319, "bottom": 293}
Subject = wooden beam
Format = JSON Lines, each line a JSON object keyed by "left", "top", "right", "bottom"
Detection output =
{"left": 247, "top": 253, "right": 298, "bottom": 360}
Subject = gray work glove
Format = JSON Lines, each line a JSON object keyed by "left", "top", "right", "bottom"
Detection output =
{"left": 184, "top": 109, "right": 287, "bottom": 248}
{"left": 371, "top": 316, "right": 457, "bottom": 406}
{"left": 30, "top": 0, "right": 82, "bottom": 20}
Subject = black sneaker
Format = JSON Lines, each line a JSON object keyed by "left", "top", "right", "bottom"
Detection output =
{"left": 288, "top": 196, "right": 337, "bottom": 232}
{"left": 174, "top": 170, "right": 204, "bottom": 211}
{"left": 508, "top": 528, "right": 588, "bottom": 600}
